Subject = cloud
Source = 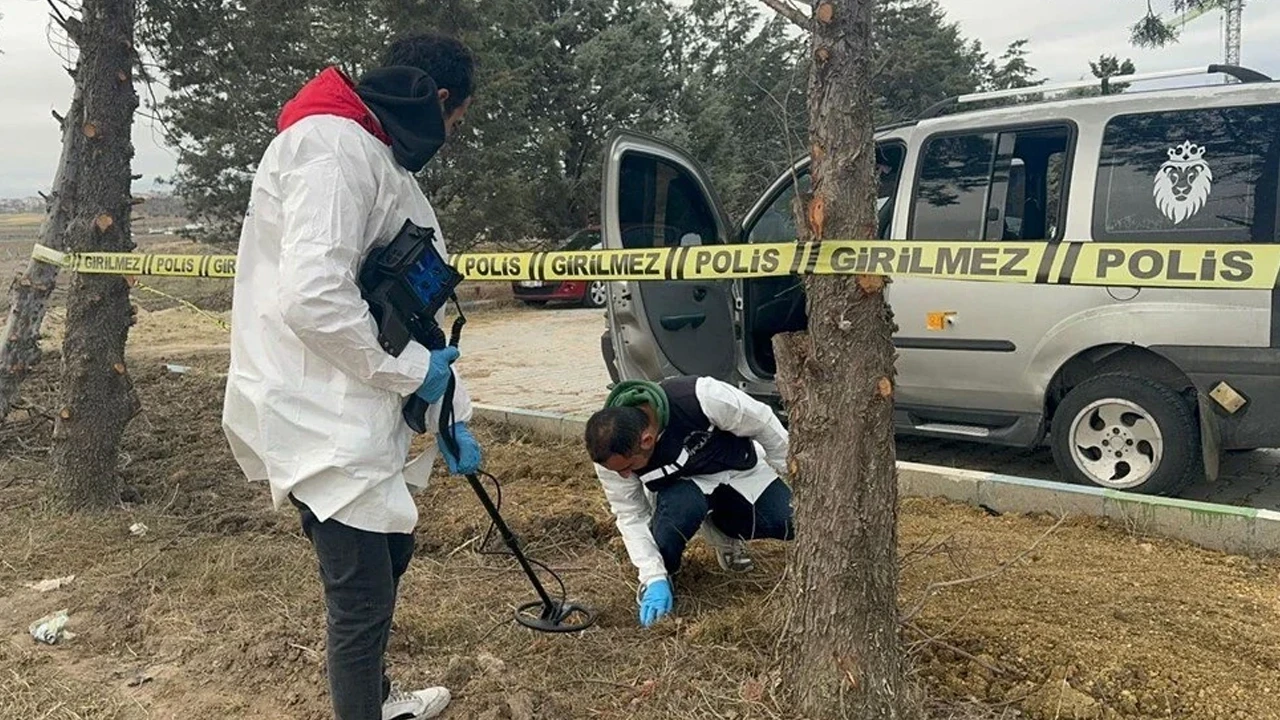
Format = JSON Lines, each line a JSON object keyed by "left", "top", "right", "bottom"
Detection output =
{"left": 0, "top": 0, "right": 176, "bottom": 198}
{"left": 941, "top": 0, "right": 1280, "bottom": 82}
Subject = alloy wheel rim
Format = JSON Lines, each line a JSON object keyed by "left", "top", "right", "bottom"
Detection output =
{"left": 589, "top": 281, "right": 607, "bottom": 306}
{"left": 1068, "top": 398, "right": 1163, "bottom": 489}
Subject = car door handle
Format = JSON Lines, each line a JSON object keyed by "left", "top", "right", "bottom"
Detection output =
{"left": 661, "top": 313, "right": 706, "bottom": 331}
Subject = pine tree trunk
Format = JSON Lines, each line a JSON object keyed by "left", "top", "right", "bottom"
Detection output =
{"left": 0, "top": 87, "right": 86, "bottom": 422}
{"left": 774, "top": 0, "right": 916, "bottom": 717}
{"left": 49, "top": 0, "right": 142, "bottom": 511}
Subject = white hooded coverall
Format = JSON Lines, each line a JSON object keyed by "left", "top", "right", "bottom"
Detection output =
{"left": 221, "top": 102, "right": 471, "bottom": 536}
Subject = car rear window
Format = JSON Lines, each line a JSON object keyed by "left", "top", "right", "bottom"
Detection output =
{"left": 1093, "top": 103, "right": 1280, "bottom": 243}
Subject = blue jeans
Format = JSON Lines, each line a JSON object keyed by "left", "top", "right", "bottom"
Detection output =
{"left": 649, "top": 477, "right": 794, "bottom": 575}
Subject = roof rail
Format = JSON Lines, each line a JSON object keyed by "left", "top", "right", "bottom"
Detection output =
{"left": 916, "top": 64, "right": 1274, "bottom": 120}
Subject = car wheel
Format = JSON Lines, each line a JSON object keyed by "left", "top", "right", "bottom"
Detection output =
{"left": 1050, "top": 372, "right": 1201, "bottom": 496}
{"left": 582, "top": 280, "right": 608, "bottom": 308}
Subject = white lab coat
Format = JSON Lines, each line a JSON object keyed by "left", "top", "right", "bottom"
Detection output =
{"left": 593, "top": 377, "right": 789, "bottom": 587}
{"left": 222, "top": 113, "right": 471, "bottom": 535}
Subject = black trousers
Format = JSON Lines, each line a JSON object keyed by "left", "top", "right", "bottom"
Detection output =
{"left": 649, "top": 477, "right": 795, "bottom": 575}
{"left": 292, "top": 496, "right": 414, "bottom": 720}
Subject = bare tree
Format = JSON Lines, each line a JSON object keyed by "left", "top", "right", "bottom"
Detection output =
{"left": 0, "top": 0, "right": 142, "bottom": 510}
{"left": 0, "top": 3, "right": 87, "bottom": 424}
{"left": 761, "top": 1, "right": 918, "bottom": 717}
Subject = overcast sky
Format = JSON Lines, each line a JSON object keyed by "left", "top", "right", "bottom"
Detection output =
{"left": 1, "top": 0, "right": 1279, "bottom": 198}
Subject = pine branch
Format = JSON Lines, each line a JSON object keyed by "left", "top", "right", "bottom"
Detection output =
{"left": 46, "top": 0, "right": 83, "bottom": 44}
{"left": 758, "top": 0, "right": 808, "bottom": 29}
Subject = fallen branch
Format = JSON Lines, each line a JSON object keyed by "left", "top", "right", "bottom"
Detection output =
{"left": 898, "top": 530, "right": 958, "bottom": 572}
{"left": 902, "top": 514, "right": 1068, "bottom": 624}
{"left": 903, "top": 620, "right": 1004, "bottom": 675}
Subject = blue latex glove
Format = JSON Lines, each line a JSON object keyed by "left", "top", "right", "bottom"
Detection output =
{"left": 639, "top": 579, "right": 673, "bottom": 627}
{"left": 416, "top": 346, "right": 460, "bottom": 403}
{"left": 438, "top": 421, "right": 482, "bottom": 475}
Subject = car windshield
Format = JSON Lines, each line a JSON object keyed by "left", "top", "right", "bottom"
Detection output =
{"left": 561, "top": 230, "right": 601, "bottom": 251}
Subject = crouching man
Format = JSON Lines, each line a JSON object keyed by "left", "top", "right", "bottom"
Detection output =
{"left": 584, "top": 376, "right": 795, "bottom": 627}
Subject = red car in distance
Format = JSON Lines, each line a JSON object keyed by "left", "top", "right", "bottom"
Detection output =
{"left": 511, "top": 227, "right": 608, "bottom": 308}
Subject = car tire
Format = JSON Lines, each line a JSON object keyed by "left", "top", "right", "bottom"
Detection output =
{"left": 1050, "top": 372, "right": 1201, "bottom": 496}
{"left": 582, "top": 280, "right": 608, "bottom": 309}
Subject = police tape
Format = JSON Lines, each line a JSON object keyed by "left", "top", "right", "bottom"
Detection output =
{"left": 132, "top": 280, "right": 231, "bottom": 332}
{"left": 33, "top": 243, "right": 237, "bottom": 278}
{"left": 29, "top": 240, "right": 1280, "bottom": 289}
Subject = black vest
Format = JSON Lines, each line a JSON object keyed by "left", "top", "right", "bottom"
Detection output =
{"left": 634, "top": 376, "right": 758, "bottom": 492}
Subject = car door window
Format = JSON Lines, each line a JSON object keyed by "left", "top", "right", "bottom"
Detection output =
{"left": 745, "top": 142, "right": 906, "bottom": 243}
{"left": 1093, "top": 103, "right": 1280, "bottom": 243}
{"left": 619, "top": 154, "right": 720, "bottom": 249}
{"left": 910, "top": 133, "right": 996, "bottom": 241}
{"left": 910, "top": 125, "right": 1072, "bottom": 242}
{"left": 562, "top": 230, "right": 602, "bottom": 251}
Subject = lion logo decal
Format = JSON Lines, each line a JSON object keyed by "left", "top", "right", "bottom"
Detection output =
{"left": 1153, "top": 140, "right": 1213, "bottom": 225}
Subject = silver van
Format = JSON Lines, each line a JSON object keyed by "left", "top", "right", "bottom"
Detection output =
{"left": 598, "top": 65, "right": 1280, "bottom": 496}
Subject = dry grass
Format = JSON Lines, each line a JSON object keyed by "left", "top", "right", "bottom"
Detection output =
{"left": 1, "top": 342, "right": 1279, "bottom": 719}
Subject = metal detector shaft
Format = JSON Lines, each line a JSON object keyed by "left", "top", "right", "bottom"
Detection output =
{"left": 425, "top": 315, "right": 595, "bottom": 632}
{"left": 461, "top": 472, "right": 558, "bottom": 613}
{"left": 434, "top": 348, "right": 558, "bottom": 617}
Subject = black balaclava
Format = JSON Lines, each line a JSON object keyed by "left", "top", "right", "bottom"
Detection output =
{"left": 355, "top": 66, "right": 449, "bottom": 173}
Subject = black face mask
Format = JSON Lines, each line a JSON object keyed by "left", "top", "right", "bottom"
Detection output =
{"left": 355, "top": 66, "right": 448, "bottom": 173}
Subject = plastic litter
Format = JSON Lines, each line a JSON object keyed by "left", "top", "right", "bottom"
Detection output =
{"left": 165, "top": 364, "right": 191, "bottom": 374}
{"left": 129, "top": 522, "right": 148, "bottom": 537}
{"left": 29, "top": 609, "right": 73, "bottom": 644}
{"left": 23, "top": 575, "right": 75, "bottom": 593}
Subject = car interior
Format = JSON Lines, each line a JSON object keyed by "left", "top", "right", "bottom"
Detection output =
{"left": 742, "top": 144, "right": 906, "bottom": 377}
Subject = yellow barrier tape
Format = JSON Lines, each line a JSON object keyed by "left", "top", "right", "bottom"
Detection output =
{"left": 133, "top": 281, "right": 231, "bottom": 332}
{"left": 34, "top": 244, "right": 237, "bottom": 278}
{"left": 30, "top": 241, "right": 1280, "bottom": 290}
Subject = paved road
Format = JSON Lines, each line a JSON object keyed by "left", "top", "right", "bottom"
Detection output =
{"left": 462, "top": 305, "right": 1280, "bottom": 511}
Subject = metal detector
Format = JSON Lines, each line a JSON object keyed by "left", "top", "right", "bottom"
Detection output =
{"left": 359, "top": 220, "right": 597, "bottom": 633}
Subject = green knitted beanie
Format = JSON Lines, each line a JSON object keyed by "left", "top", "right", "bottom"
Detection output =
{"left": 603, "top": 380, "right": 669, "bottom": 430}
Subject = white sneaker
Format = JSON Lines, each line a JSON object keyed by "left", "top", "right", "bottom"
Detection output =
{"left": 700, "top": 519, "right": 754, "bottom": 573}
{"left": 382, "top": 685, "right": 451, "bottom": 720}
{"left": 714, "top": 539, "right": 754, "bottom": 573}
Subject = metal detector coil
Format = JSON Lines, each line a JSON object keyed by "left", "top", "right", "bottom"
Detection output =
{"left": 359, "top": 220, "right": 597, "bottom": 633}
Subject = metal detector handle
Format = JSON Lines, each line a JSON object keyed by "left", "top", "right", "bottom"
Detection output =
{"left": 401, "top": 308, "right": 466, "bottom": 436}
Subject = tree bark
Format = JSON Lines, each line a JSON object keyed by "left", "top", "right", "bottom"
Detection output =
{"left": 0, "top": 87, "right": 86, "bottom": 422}
{"left": 49, "top": 0, "right": 142, "bottom": 511}
{"left": 774, "top": 0, "right": 917, "bottom": 717}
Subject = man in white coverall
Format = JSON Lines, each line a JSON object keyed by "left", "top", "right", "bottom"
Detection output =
{"left": 221, "top": 33, "right": 481, "bottom": 720}
{"left": 583, "top": 377, "right": 794, "bottom": 627}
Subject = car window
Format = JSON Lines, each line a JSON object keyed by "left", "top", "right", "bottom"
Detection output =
{"left": 745, "top": 142, "right": 905, "bottom": 243}
{"left": 562, "top": 230, "right": 601, "bottom": 251}
{"left": 1093, "top": 104, "right": 1280, "bottom": 243}
{"left": 910, "top": 133, "right": 996, "bottom": 241}
{"left": 619, "top": 153, "right": 720, "bottom": 249}
{"left": 910, "top": 125, "right": 1072, "bottom": 242}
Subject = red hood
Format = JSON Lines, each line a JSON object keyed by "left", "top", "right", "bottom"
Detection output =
{"left": 276, "top": 67, "right": 391, "bottom": 145}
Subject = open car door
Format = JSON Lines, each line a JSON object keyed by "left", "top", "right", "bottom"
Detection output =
{"left": 601, "top": 131, "right": 741, "bottom": 384}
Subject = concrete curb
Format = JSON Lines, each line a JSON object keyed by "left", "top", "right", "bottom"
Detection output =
{"left": 473, "top": 403, "right": 1280, "bottom": 557}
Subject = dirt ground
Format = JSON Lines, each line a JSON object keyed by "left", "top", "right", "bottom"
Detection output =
{"left": 2, "top": 236, "right": 1280, "bottom": 719}
{"left": 1, "top": 339, "right": 1279, "bottom": 719}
